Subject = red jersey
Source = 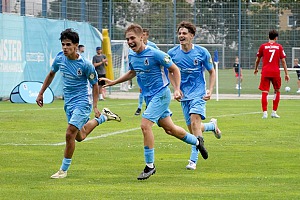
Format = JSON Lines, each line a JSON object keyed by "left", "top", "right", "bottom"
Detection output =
{"left": 256, "top": 42, "right": 286, "bottom": 77}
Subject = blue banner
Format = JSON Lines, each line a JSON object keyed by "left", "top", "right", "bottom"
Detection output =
{"left": 0, "top": 13, "right": 102, "bottom": 98}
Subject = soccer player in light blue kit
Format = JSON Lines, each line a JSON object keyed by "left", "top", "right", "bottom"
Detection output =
{"left": 100, "top": 24, "right": 207, "bottom": 180}
{"left": 168, "top": 21, "right": 222, "bottom": 170}
{"left": 134, "top": 28, "right": 159, "bottom": 115}
{"left": 36, "top": 29, "right": 121, "bottom": 179}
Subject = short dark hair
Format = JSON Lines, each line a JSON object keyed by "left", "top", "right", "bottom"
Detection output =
{"left": 143, "top": 28, "right": 149, "bottom": 35}
{"left": 60, "top": 28, "right": 79, "bottom": 44}
{"left": 269, "top": 30, "right": 278, "bottom": 40}
{"left": 177, "top": 21, "right": 196, "bottom": 36}
{"left": 78, "top": 44, "right": 84, "bottom": 48}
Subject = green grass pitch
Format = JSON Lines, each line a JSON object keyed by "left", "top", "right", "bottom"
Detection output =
{"left": 0, "top": 97, "right": 299, "bottom": 199}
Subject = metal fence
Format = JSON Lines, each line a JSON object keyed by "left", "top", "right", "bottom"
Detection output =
{"left": 2, "top": 0, "right": 300, "bottom": 69}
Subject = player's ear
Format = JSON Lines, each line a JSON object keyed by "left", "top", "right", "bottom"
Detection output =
{"left": 75, "top": 43, "right": 79, "bottom": 51}
{"left": 190, "top": 33, "right": 195, "bottom": 39}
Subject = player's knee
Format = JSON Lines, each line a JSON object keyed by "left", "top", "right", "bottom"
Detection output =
{"left": 65, "top": 132, "right": 75, "bottom": 142}
{"left": 140, "top": 123, "right": 151, "bottom": 133}
{"left": 163, "top": 126, "right": 175, "bottom": 136}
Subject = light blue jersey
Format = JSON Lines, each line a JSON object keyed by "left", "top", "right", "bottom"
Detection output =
{"left": 168, "top": 44, "right": 213, "bottom": 101}
{"left": 128, "top": 46, "right": 173, "bottom": 98}
{"left": 51, "top": 51, "right": 98, "bottom": 108}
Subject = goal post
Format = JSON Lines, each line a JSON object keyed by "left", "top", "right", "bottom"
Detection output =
{"left": 291, "top": 47, "right": 300, "bottom": 67}
{"left": 279, "top": 47, "right": 300, "bottom": 71}
{"left": 291, "top": 47, "right": 300, "bottom": 68}
{"left": 111, "top": 40, "right": 130, "bottom": 91}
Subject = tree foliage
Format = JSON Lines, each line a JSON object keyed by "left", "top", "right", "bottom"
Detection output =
{"left": 47, "top": 0, "right": 300, "bottom": 67}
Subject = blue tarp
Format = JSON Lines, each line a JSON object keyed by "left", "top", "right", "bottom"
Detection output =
{"left": 0, "top": 13, "right": 102, "bottom": 98}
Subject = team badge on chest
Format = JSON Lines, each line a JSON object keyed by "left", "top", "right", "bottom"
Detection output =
{"left": 77, "top": 68, "right": 82, "bottom": 76}
{"left": 194, "top": 59, "right": 199, "bottom": 66}
{"left": 144, "top": 58, "right": 149, "bottom": 66}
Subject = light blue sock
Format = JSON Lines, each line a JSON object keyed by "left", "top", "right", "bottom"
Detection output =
{"left": 60, "top": 158, "right": 72, "bottom": 171}
{"left": 95, "top": 114, "right": 106, "bottom": 125}
{"left": 144, "top": 146, "right": 154, "bottom": 164}
{"left": 181, "top": 133, "right": 198, "bottom": 145}
{"left": 204, "top": 122, "right": 215, "bottom": 132}
{"left": 138, "top": 93, "right": 143, "bottom": 109}
{"left": 190, "top": 145, "right": 199, "bottom": 164}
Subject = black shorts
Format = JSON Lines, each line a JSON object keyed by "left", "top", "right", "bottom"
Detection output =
{"left": 98, "top": 74, "right": 106, "bottom": 86}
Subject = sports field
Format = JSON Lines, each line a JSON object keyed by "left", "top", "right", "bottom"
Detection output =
{"left": 0, "top": 97, "right": 299, "bottom": 199}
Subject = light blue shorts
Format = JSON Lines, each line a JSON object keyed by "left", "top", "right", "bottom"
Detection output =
{"left": 181, "top": 98, "right": 206, "bottom": 126}
{"left": 65, "top": 104, "right": 92, "bottom": 130}
{"left": 143, "top": 87, "right": 172, "bottom": 125}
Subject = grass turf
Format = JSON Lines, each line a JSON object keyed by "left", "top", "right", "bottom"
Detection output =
{"left": 0, "top": 99, "right": 299, "bottom": 200}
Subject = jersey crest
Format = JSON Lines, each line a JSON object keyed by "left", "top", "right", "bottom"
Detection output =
{"left": 77, "top": 68, "right": 83, "bottom": 76}
{"left": 194, "top": 59, "right": 198, "bottom": 66}
{"left": 144, "top": 58, "right": 149, "bottom": 66}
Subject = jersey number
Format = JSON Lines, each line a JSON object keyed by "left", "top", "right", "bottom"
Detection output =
{"left": 269, "top": 49, "right": 275, "bottom": 62}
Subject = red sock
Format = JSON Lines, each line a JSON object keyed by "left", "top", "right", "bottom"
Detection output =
{"left": 261, "top": 92, "right": 268, "bottom": 111}
{"left": 273, "top": 91, "right": 280, "bottom": 111}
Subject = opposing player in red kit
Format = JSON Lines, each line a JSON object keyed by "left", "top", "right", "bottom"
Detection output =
{"left": 254, "top": 30, "right": 289, "bottom": 119}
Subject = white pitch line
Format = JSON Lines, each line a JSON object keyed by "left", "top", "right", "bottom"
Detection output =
{"left": 0, "top": 111, "right": 261, "bottom": 146}
{"left": 0, "top": 107, "right": 62, "bottom": 113}
{"left": 1, "top": 128, "right": 141, "bottom": 146}
{"left": 0, "top": 103, "right": 136, "bottom": 113}
{"left": 214, "top": 111, "right": 261, "bottom": 118}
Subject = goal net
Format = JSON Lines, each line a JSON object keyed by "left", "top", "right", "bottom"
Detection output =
{"left": 292, "top": 47, "right": 300, "bottom": 68}
{"left": 279, "top": 47, "right": 300, "bottom": 72}
{"left": 111, "top": 40, "right": 130, "bottom": 91}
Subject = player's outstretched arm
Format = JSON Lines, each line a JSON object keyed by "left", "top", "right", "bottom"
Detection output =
{"left": 36, "top": 71, "right": 56, "bottom": 107}
{"left": 99, "top": 77, "right": 114, "bottom": 88}
{"left": 100, "top": 70, "right": 136, "bottom": 88}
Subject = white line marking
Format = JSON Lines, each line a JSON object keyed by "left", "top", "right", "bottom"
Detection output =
{"left": 0, "top": 111, "right": 260, "bottom": 146}
{"left": 1, "top": 128, "right": 141, "bottom": 146}
{"left": 214, "top": 111, "right": 261, "bottom": 117}
{"left": 0, "top": 103, "right": 136, "bottom": 113}
{"left": 0, "top": 108, "right": 61, "bottom": 113}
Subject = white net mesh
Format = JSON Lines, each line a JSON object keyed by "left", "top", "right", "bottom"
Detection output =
{"left": 111, "top": 40, "right": 130, "bottom": 91}
{"left": 292, "top": 47, "right": 300, "bottom": 68}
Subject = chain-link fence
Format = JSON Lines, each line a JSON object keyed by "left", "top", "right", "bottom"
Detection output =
{"left": 2, "top": 0, "right": 300, "bottom": 69}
